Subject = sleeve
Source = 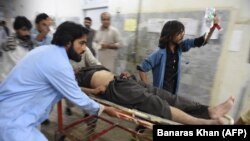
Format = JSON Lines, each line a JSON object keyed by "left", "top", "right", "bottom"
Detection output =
{"left": 137, "top": 49, "right": 159, "bottom": 72}
{"left": 180, "top": 38, "right": 196, "bottom": 52}
{"left": 92, "top": 32, "right": 101, "bottom": 51}
{"left": 31, "top": 30, "right": 41, "bottom": 47}
{"left": 47, "top": 67, "right": 101, "bottom": 115}
{"left": 4, "top": 35, "right": 16, "bottom": 51}
{"left": 113, "top": 28, "right": 122, "bottom": 48}
{"left": 84, "top": 47, "right": 101, "bottom": 66}
{"left": 31, "top": 30, "right": 52, "bottom": 47}
{"left": 0, "top": 29, "right": 8, "bottom": 51}
{"left": 194, "top": 34, "right": 207, "bottom": 47}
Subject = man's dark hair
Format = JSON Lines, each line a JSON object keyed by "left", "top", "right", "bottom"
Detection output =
{"left": 84, "top": 17, "right": 92, "bottom": 21}
{"left": 13, "top": 16, "right": 32, "bottom": 30}
{"left": 2, "top": 21, "right": 6, "bottom": 25}
{"left": 51, "top": 21, "right": 89, "bottom": 46}
{"left": 35, "top": 13, "right": 49, "bottom": 24}
{"left": 158, "top": 20, "right": 185, "bottom": 48}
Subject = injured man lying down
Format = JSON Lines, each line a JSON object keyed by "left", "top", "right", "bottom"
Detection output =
{"left": 75, "top": 65, "right": 235, "bottom": 125}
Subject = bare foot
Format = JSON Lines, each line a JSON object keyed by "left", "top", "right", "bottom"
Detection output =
{"left": 208, "top": 96, "right": 235, "bottom": 119}
{"left": 196, "top": 117, "right": 224, "bottom": 125}
{"left": 209, "top": 117, "right": 225, "bottom": 125}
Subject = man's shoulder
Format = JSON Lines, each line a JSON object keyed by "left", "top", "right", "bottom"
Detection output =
{"left": 31, "top": 28, "right": 39, "bottom": 34}
{"left": 31, "top": 45, "right": 66, "bottom": 59}
{"left": 32, "top": 45, "right": 71, "bottom": 71}
{"left": 153, "top": 47, "right": 165, "bottom": 54}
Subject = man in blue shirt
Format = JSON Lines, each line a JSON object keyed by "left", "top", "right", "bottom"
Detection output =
{"left": 138, "top": 16, "right": 220, "bottom": 95}
{"left": 0, "top": 21, "right": 117, "bottom": 141}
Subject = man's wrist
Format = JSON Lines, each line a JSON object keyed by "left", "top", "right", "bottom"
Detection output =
{"left": 97, "top": 104, "right": 105, "bottom": 116}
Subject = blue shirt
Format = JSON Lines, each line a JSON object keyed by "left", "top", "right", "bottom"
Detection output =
{"left": 138, "top": 39, "right": 196, "bottom": 94}
{"left": 0, "top": 45, "right": 100, "bottom": 141}
{"left": 31, "top": 28, "right": 52, "bottom": 47}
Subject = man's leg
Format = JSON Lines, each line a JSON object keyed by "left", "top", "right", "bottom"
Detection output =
{"left": 208, "top": 96, "right": 235, "bottom": 119}
{"left": 139, "top": 81, "right": 234, "bottom": 119}
{"left": 170, "top": 106, "right": 223, "bottom": 125}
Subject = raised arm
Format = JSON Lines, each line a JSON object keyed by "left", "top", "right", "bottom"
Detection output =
{"left": 204, "top": 15, "right": 220, "bottom": 44}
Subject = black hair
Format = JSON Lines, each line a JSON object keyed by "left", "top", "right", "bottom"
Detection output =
{"left": 35, "top": 13, "right": 49, "bottom": 24}
{"left": 51, "top": 21, "right": 89, "bottom": 46}
{"left": 158, "top": 20, "right": 185, "bottom": 48}
{"left": 2, "top": 21, "right": 6, "bottom": 25}
{"left": 13, "top": 16, "right": 32, "bottom": 30}
{"left": 84, "top": 17, "right": 92, "bottom": 21}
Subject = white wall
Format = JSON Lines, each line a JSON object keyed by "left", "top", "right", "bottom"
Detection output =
{"left": 3, "top": 0, "right": 83, "bottom": 30}
{"left": 109, "top": 0, "right": 250, "bottom": 23}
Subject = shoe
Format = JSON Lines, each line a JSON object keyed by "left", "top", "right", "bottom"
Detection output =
{"left": 65, "top": 107, "right": 72, "bottom": 116}
{"left": 41, "top": 119, "right": 50, "bottom": 125}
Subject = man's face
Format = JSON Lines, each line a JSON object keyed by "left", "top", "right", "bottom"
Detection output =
{"left": 37, "top": 18, "right": 50, "bottom": 32}
{"left": 172, "top": 31, "right": 185, "bottom": 44}
{"left": 101, "top": 14, "right": 111, "bottom": 28}
{"left": 73, "top": 35, "right": 87, "bottom": 55}
{"left": 16, "top": 27, "right": 31, "bottom": 41}
{"left": 47, "top": 17, "right": 54, "bottom": 26}
{"left": 84, "top": 19, "right": 92, "bottom": 29}
{"left": 67, "top": 35, "right": 87, "bottom": 62}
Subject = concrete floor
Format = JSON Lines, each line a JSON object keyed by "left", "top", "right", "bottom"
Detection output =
{"left": 41, "top": 100, "right": 152, "bottom": 141}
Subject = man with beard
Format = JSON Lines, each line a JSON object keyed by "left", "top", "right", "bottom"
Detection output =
{"left": 1, "top": 16, "right": 33, "bottom": 79}
{"left": 0, "top": 21, "right": 118, "bottom": 141}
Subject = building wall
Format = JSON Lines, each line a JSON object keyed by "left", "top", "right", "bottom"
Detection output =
{"left": 2, "top": 0, "right": 83, "bottom": 30}
{"left": 109, "top": 0, "right": 250, "bottom": 23}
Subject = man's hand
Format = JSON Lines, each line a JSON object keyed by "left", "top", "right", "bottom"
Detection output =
{"left": 120, "top": 71, "right": 132, "bottom": 79}
{"left": 101, "top": 43, "right": 109, "bottom": 49}
{"left": 103, "top": 106, "right": 120, "bottom": 117}
{"left": 36, "top": 24, "right": 50, "bottom": 41}
{"left": 101, "top": 43, "right": 118, "bottom": 49}
{"left": 94, "top": 85, "right": 106, "bottom": 95}
{"left": 213, "top": 15, "right": 220, "bottom": 25}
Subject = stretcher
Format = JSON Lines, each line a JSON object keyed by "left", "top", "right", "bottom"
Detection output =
{"left": 55, "top": 96, "right": 234, "bottom": 141}
{"left": 55, "top": 96, "right": 180, "bottom": 141}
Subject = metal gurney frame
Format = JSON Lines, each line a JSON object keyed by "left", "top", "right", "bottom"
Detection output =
{"left": 55, "top": 96, "right": 180, "bottom": 141}
{"left": 55, "top": 95, "right": 234, "bottom": 141}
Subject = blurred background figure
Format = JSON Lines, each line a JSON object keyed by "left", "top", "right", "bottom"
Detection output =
{"left": 84, "top": 17, "right": 96, "bottom": 56}
{"left": 1, "top": 16, "right": 32, "bottom": 79}
{"left": 94, "top": 12, "right": 122, "bottom": 73}
{"left": 31, "top": 13, "right": 52, "bottom": 47}
{"left": 1, "top": 20, "right": 9, "bottom": 36}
